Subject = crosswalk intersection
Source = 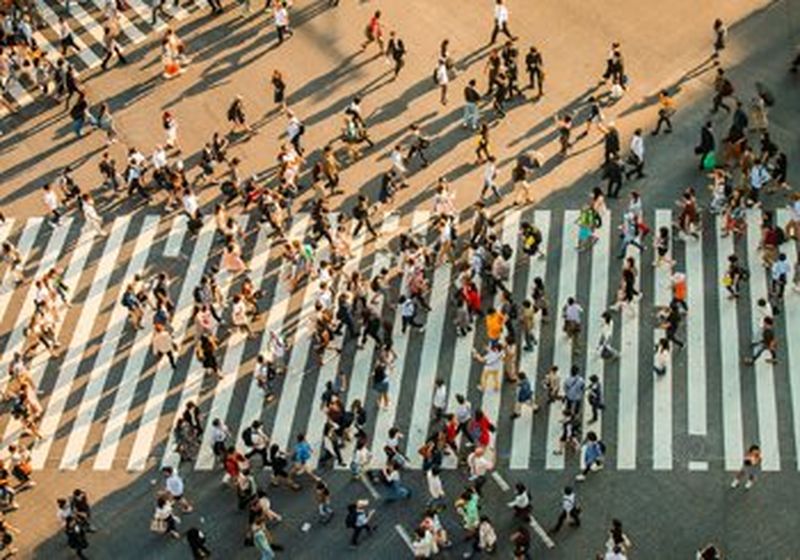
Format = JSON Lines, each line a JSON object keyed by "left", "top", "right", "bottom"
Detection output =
{"left": 1, "top": 207, "right": 800, "bottom": 473}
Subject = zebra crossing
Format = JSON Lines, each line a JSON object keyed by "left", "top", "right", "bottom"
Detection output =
{"left": 1, "top": 207, "right": 800, "bottom": 473}
{"left": 1, "top": 0, "right": 198, "bottom": 114}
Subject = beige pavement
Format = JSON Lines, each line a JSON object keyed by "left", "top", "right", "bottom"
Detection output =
{"left": 0, "top": 0, "right": 774, "bottom": 218}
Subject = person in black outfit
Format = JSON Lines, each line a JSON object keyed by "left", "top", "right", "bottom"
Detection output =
{"left": 525, "top": 46, "right": 544, "bottom": 96}
{"left": 65, "top": 516, "right": 89, "bottom": 559}
{"left": 406, "top": 124, "right": 430, "bottom": 167}
{"left": 386, "top": 31, "right": 406, "bottom": 79}
{"left": 695, "top": 121, "right": 715, "bottom": 170}
{"left": 603, "top": 154, "right": 624, "bottom": 198}
{"left": 187, "top": 527, "right": 211, "bottom": 559}
{"left": 603, "top": 126, "right": 620, "bottom": 163}
{"left": 352, "top": 195, "right": 378, "bottom": 239}
{"left": 711, "top": 68, "right": 734, "bottom": 114}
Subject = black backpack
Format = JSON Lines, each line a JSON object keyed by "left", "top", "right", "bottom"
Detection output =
{"left": 345, "top": 505, "right": 357, "bottom": 528}
{"left": 242, "top": 427, "right": 254, "bottom": 447}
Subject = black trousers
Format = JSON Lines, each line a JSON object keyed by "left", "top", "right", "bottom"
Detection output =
{"left": 353, "top": 217, "right": 378, "bottom": 238}
{"left": 490, "top": 21, "right": 513, "bottom": 44}
{"left": 101, "top": 46, "right": 126, "bottom": 69}
{"left": 552, "top": 508, "right": 580, "bottom": 531}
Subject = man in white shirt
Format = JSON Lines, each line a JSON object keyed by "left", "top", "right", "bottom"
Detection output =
{"left": 274, "top": 2, "right": 293, "bottom": 44}
{"left": 480, "top": 156, "right": 500, "bottom": 201}
{"left": 770, "top": 253, "right": 790, "bottom": 301}
{"left": 42, "top": 183, "right": 63, "bottom": 226}
{"left": 490, "top": 0, "right": 516, "bottom": 44}
{"left": 625, "top": 128, "right": 646, "bottom": 180}
{"left": 286, "top": 110, "right": 304, "bottom": 154}
{"left": 467, "top": 446, "right": 492, "bottom": 493}
{"left": 162, "top": 466, "right": 193, "bottom": 512}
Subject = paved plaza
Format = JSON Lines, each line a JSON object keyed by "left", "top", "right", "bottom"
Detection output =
{"left": 0, "top": 0, "right": 798, "bottom": 558}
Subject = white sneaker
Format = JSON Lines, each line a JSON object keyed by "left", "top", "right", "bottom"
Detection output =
{"left": 575, "top": 474, "right": 586, "bottom": 482}
{"left": 745, "top": 480, "right": 753, "bottom": 490}
{"left": 730, "top": 478, "right": 740, "bottom": 488}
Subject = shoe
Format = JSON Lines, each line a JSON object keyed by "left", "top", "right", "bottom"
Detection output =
{"left": 745, "top": 480, "right": 753, "bottom": 490}
{"left": 575, "top": 474, "right": 586, "bottom": 482}
{"left": 730, "top": 478, "right": 740, "bottom": 488}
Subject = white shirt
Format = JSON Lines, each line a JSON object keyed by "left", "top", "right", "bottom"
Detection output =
{"left": 483, "top": 348, "right": 503, "bottom": 370}
{"left": 211, "top": 423, "right": 229, "bottom": 444}
{"left": 152, "top": 148, "right": 168, "bottom": 170}
{"left": 494, "top": 4, "right": 509, "bottom": 23}
{"left": 432, "top": 384, "right": 447, "bottom": 409}
{"left": 165, "top": 473, "right": 184, "bottom": 497}
{"left": 43, "top": 190, "right": 59, "bottom": 211}
{"left": 390, "top": 149, "right": 407, "bottom": 172}
{"left": 274, "top": 7, "right": 289, "bottom": 26}
{"left": 152, "top": 329, "right": 174, "bottom": 354}
{"left": 468, "top": 452, "right": 492, "bottom": 476}
{"left": 435, "top": 63, "right": 448, "bottom": 85}
{"left": 426, "top": 470, "right": 445, "bottom": 499}
{"left": 630, "top": 134, "right": 644, "bottom": 160}
{"left": 483, "top": 162, "right": 497, "bottom": 183}
{"left": 182, "top": 192, "right": 199, "bottom": 215}
{"left": 286, "top": 117, "right": 302, "bottom": 140}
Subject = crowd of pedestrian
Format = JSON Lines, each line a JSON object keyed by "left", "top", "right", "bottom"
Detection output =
{"left": 0, "top": 1, "right": 796, "bottom": 558}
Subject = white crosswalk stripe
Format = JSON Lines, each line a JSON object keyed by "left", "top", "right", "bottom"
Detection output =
{"left": 3, "top": 209, "right": 800, "bottom": 473}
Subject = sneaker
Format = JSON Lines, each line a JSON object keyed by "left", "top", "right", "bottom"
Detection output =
{"left": 730, "top": 478, "right": 740, "bottom": 488}
{"left": 575, "top": 474, "right": 586, "bottom": 482}
{"left": 745, "top": 480, "right": 753, "bottom": 490}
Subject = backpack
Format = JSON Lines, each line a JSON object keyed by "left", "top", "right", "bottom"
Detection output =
{"left": 242, "top": 427, "right": 254, "bottom": 447}
{"left": 121, "top": 291, "right": 137, "bottom": 310}
{"left": 775, "top": 226, "right": 787, "bottom": 245}
{"left": 345, "top": 505, "right": 358, "bottom": 529}
{"left": 721, "top": 79, "right": 734, "bottom": 96}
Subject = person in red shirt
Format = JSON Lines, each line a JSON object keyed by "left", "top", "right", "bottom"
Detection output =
{"left": 444, "top": 414, "right": 459, "bottom": 456}
{"left": 471, "top": 409, "right": 495, "bottom": 449}
{"left": 462, "top": 280, "right": 482, "bottom": 319}
{"left": 360, "top": 11, "right": 385, "bottom": 55}
{"left": 222, "top": 447, "right": 249, "bottom": 486}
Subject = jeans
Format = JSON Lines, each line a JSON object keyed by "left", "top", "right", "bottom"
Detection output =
{"left": 385, "top": 480, "right": 411, "bottom": 501}
{"left": 463, "top": 102, "right": 479, "bottom": 129}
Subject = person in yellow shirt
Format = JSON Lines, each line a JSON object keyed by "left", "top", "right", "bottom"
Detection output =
{"left": 651, "top": 89, "right": 675, "bottom": 135}
{"left": 484, "top": 307, "right": 505, "bottom": 343}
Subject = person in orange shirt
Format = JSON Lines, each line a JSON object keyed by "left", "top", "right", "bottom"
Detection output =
{"left": 731, "top": 444, "right": 762, "bottom": 489}
{"left": 651, "top": 89, "right": 675, "bottom": 135}
{"left": 484, "top": 307, "right": 506, "bottom": 344}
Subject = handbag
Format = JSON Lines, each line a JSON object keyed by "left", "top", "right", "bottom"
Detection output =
{"left": 150, "top": 517, "right": 166, "bottom": 533}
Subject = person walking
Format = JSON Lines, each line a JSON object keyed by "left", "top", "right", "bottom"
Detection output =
{"left": 731, "top": 444, "right": 762, "bottom": 489}
{"left": 576, "top": 431, "right": 605, "bottom": 481}
{"left": 360, "top": 10, "right": 384, "bottom": 54}
{"left": 462, "top": 78, "right": 481, "bottom": 130}
{"left": 489, "top": 0, "right": 515, "bottom": 44}
{"left": 711, "top": 68, "right": 734, "bottom": 114}
{"left": 274, "top": 2, "right": 293, "bottom": 44}
{"left": 625, "top": 129, "right": 645, "bottom": 180}
{"left": 480, "top": 156, "right": 501, "bottom": 202}
{"left": 511, "top": 371, "right": 535, "bottom": 419}
{"left": 525, "top": 45, "right": 544, "bottom": 97}
{"left": 434, "top": 57, "right": 449, "bottom": 106}
{"left": 186, "top": 527, "right": 211, "bottom": 558}
{"left": 386, "top": 31, "right": 406, "bottom": 79}
{"left": 550, "top": 486, "right": 581, "bottom": 533}
{"left": 744, "top": 315, "right": 777, "bottom": 365}
{"left": 162, "top": 466, "right": 193, "bottom": 512}
{"left": 562, "top": 366, "right": 585, "bottom": 415}
{"left": 651, "top": 89, "right": 675, "bottom": 135}
{"left": 101, "top": 25, "right": 126, "bottom": 70}
{"left": 712, "top": 18, "right": 727, "bottom": 63}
